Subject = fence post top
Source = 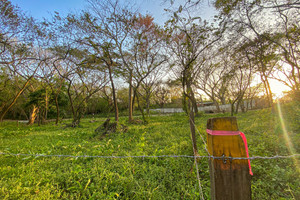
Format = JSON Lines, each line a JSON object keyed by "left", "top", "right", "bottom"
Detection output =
{"left": 207, "top": 117, "right": 239, "bottom": 131}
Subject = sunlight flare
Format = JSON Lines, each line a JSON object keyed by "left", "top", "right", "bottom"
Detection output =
{"left": 276, "top": 101, "right": 300, "bottom": 173}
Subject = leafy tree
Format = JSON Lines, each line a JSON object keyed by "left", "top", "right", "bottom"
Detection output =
{"left": 86, "top": 0, "right": 136, "bottom": 122}
{"left": 140, "top": 66, "right": 167, "bottom": 115}
{"left": 65, "top": 8, "right": 122, "bottom": 122}
{"left": 154, "top": 83, "right": 171, "bottom": 109}
{"left": 165, "top": 9, "right": 221, "bottom": 155}
{"left": 0, "top": 0, "right": 48, "bottom": 121}
{"left": 128, "top": 14, "right": 167, "bottom": 123}
{"left": 214, "top": 0, "right": 300, "bottom": 99}
{"left": 40, "top": 61, "right": 68, "bottom": 124}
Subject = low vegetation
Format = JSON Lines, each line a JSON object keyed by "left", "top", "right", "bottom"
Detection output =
{"left": 0, "top": 102, "right": 299, "bottom": 199}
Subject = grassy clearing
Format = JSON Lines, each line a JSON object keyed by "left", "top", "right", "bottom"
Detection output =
{"left": 0, "top": 102, "right": 299, "bottom": 199}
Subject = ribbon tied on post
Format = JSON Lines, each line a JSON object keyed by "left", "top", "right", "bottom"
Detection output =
{"left": 206, "top": 129, "right": 253, "bottom": 176}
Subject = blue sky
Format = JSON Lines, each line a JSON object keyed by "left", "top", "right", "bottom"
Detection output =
{"left": 10, "top": 0, "right": 216, "bottom": 25}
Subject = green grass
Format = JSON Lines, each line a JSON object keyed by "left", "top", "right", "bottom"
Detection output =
{"left": 0, "top": 102, "right": 299, "bottom": 199}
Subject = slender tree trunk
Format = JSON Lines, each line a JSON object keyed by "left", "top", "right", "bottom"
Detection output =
{"left": 182, "top": 92, "right": 188, "bottom": 114}
{"left": 38, "top": 109, "right": 41, "bottom": 126}
{"left": 188, "top": 98, "right": 198, "bottom": 156}
{"left": 261, "top": 73, "right": 273, "bottom": 107}
{"left": 190, "top": 89, "right": 198, "bottom": 114}
{"left": 213, "top": 100, "right": 221, "bottom": 113}
{"left": 0, "top": 76, "right": 33, "bottom": 121}
{"left": 135, "top": 90, "right": 147, "bottom": 123}
{"left": 231, "top": 102, "right": 235, "bottom": 116}
{"left": 235, "top": 99, "right": 240, "bottom": 114}
{"left": 67, "top": 82, "right": 75, "bottom": 118}
{"left": 132, "top": 88, "right": 136, "bottom": 112}
{"left": 297, "top": 68, "right": 300, "bottom": 92}
{"left": 28, "top": 105, "right": 38, "bottom": 125}
{"left": 181, "top": 72, "right": 189, "bottom": 115}
{"left": 67, "top": 82, "right": 80, "bottom": 127}
{"left": 186, "top": 78, "right": 198, "bottom": 155}
{"left": 230, "top": 97, "right": 239, "bottom": 116}
{"left": 235, "top": 95, "right": 244, "bottom": 114}
{"left": 54, "top": 94, "right": 60, "bottom": 125}
{"left": 128, "top": 71, "right": 133, "bottom": 122}
{"left": 146, "top": 95, "right": 150, "bottom": 116}
{"left": 108, "top": 64, "right": 119, "bottom": 122}
{"left": 265, "top": 77, "right": 273, "bottom": 106}
{"left": 45, "top": 89, "right": 48, "bottom": 121}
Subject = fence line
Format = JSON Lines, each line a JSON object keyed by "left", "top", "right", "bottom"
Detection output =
{"left": 1, "top": 152, "right": 299, "bottom": 160}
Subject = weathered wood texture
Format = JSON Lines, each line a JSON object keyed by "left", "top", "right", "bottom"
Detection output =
{"left": 207, "top": 117, "right": 251, "bottom": 200}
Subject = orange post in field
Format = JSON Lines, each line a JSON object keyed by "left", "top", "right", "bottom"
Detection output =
{"left": 207, "top": 117, "right": 251, "bottom": 200}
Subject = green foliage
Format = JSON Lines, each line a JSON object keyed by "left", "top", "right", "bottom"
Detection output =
{"left": 0, "top": 103, "right": 299, "bottom": 199}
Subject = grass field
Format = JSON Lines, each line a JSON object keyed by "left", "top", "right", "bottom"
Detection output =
{"left": 0, "top": 102, "right": 299, "bottom": 199}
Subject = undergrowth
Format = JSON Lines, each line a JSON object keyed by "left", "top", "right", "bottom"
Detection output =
{"left": 0, "top": 102, "right": 299, "bottom": 199}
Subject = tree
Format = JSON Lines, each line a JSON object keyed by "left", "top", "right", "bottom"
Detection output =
{"left": 50, "top": 44, "right": 108, "bottom": 127}
{"left": 40, "top": 58, "right": 68, "bottom": 124}
{"left": 128, "top": 14, "right": 167, "bottom": 123}
{"left": 214, "top": 0, "right": 300, "bottom": 99}
{"left": 0, "top": 0, "right": 47, "bottom": 121}
{"left": 86, "top": 0, "right": 136, "bottom": 122}
{"left": 238, "top": 36, "right": 278, "bottom": 107}
{"left": 154, "top": 82, "right": 171, "bottom": 108}
{"left": 166, "top": 8, "right": 224, "bottom": 110}
{"left": 140, "top": 66, "right": 166, "bottom": 115}
{"left": 65, "top": 8, "right": 123, "bottom": 122}
{"left": 165, "top": 10, "right": 221, "bottom": 155}
{"left": 196, "top": 60, "right": 228, "bottom": 112}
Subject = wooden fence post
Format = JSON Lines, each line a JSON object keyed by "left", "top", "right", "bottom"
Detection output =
{"left": 206, "top": 117, "right": 252, "bottom": 200}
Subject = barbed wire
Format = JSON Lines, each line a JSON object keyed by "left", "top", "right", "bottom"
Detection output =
{"left": 0, "top": 152, "right": 206, "bottom": 159}
{"left": 1, "top": 152, "right": 299, "bottom": 160}
{"left": 2, "top": 114, "right": 298, "bottom": 200}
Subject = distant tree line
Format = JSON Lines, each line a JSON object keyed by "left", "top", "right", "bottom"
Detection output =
{"left": 0, "top": 0, "right": 299, "bottom": 127}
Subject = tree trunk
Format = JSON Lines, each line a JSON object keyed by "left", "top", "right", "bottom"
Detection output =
{"left": 214, "top": 100, "right": 221, "bottom": 113}
{"left": 231, "top": 103, "right": 235, "bottom": 116}
{"left": 136, "top": 90, "right": 147, "bottom": 123}
{"left": 132, "top": 88, "right": 136, "bottom": 112}
{"left": 0, "top": 76, "right": 33, "bottom": 121}
{"left": 28, "top": 105, "right": 38, "bottom": 125}
{"left": 188, "top": 98, "right": 198, "bottom": 156}
{"left": 54, "top": 94, "right": 60, "bottom": 125}
{"left": 128, "top": 71, "right": 133, "bottom": 122}
{"left": 146, "top": 96, "right": 150, "bottom": 116}
{"left": 67, "top": 82, "right": 75, "bottom": 118}
{"left": 45, "top": 89, "right": 48, "bottom": 121}
{"left": 265, "top": 77, "right": 273, "bottom": 106}
{"left": 108, "top": 64, "right": 119, "bottom": 122}
{"left": 261, "top": 73, "right": 273, "bottom": 107}
{"left": 186, "top": 78, "right": 198, "bottom": 155}
{"left": 38, "top": 109, "right": 41, "bottom": 126}
{"left": 190, "top": 89, "right": 198, "bottom": 114}
{"left": 235, "top": 98, "right": 241, "bottom": 114}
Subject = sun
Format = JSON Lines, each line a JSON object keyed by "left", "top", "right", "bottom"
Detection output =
{"left": 269, "top": 79, "right": 291, "bottom": 99}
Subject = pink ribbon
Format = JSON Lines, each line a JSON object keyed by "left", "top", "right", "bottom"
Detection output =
{"left": 206, "top": 129, "right": 253, "bottom": 176}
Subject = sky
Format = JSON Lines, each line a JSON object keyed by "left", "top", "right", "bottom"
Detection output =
{"left": 9, "top": 0, "right": 216, "bottom": 25}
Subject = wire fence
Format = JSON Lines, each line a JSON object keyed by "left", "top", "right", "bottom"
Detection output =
{"left": 1, "top": 152, "right": 299, "bottom": 160}
{"left": 1, "top": 115, "right": 299, "bottom": 200}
